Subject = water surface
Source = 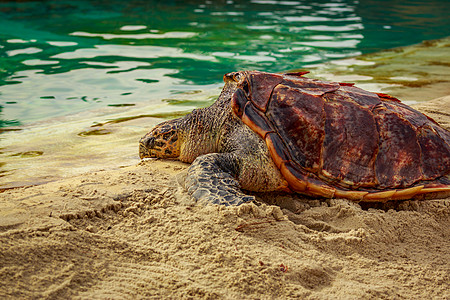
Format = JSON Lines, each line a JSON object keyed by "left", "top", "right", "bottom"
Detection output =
{"left": 1, "top": 0, "right": 449, "bottom": 127}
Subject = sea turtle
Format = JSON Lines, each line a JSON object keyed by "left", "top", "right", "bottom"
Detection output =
{"left": 139, "top": 71, "right": 450, "bottom": 205}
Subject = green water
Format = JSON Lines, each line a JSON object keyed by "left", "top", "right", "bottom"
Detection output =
{"left": 1, "top": 0, "right": 449, "bottom": 128}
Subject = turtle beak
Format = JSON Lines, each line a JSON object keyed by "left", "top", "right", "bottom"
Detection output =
{"left": 139, "top": 136, "right": 155, "bottom": 159}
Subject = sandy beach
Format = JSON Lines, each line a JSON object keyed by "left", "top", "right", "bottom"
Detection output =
{"left": 1, "top": 100, "right": 449, "bottom": 299}
{"left": 1, "top": 39, "right": 450, "bottom": 299}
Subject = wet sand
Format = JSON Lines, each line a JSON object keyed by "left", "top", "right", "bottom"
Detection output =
{"left": 1, "top": 39, "right": 450, "bottom": 299}
{"left": 310, "top": 36, "right": 450, "bottom": 103}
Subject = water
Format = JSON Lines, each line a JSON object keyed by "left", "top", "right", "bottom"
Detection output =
{"left": 1, "top": 0, "right": 449, "bottom": 129}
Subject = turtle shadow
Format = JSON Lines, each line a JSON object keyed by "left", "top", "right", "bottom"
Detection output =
{"left": 254, "top": 191, "right": 421, "bottom": 212}
{"left": 252, "top": 191, "right": 425, "bottom": 234}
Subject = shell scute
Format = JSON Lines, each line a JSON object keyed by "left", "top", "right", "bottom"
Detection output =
{"left": 382, "top": 101, "right": 433, "bottom": 128}
{"left": 231, "top": 88, "right": 247, "bottom": 118}
{"left": 247, "top": 71, "right": 283, "bottom": 111}
{"left": 280, "top": 161, "right": 307, "bottom": 192}
{"left": 266, "top": 133, "right": 291, "bottom": 169}
{"left": 267, "top": 84, "right": 325, "bottom": 172}
{"left": 417, "top": 125, "right": 450, "bottom": 179}
{"left": 322, "top": 99, "right": 378, "bottom": 187}
{"left": 282, "top": 76, "right": 339, "bottom": 96}
{"left": 336, "top": 85, "right": 381, "bottom": 109}
{"left": 373, "top": 106, "right": 422, "bottom": 187}
{"left": 283, "top": 160, "right": 336, "bottom": 198}
{"left": 241, "top": 102, "right": 274, "bottom": 139}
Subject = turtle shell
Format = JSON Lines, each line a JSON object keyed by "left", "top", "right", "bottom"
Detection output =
{"left": 230, "top": 71, "right": 450, "bottom": 201}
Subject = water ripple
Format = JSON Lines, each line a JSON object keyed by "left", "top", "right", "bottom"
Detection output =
{"left": 7, "top": 47, "right": 43, "bottom": 56}
{"left": 52, "top": 45, "right": 217, "bottom": 62}
{"left": 120, "top": 25, "right": 147, "bottom": 31}
{"left": 70, "top": 31, "right": 197, "bottom": 40}
{"left": 304, "top": 24, "right": 364, "bottom": 32}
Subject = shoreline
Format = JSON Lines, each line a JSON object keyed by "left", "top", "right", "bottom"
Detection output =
{"left": 1, "top": 37, "right": 449, "bottom": 189}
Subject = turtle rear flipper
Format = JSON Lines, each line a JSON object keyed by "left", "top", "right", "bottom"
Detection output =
{"left": 184, "top": 153, "right": 255, "bottom": 206}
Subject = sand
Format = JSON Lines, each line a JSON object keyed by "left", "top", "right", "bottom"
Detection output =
{"left": 1, "top": 96, "right": 449, "bottom": 299}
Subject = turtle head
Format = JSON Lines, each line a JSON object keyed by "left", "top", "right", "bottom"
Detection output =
{"left": 139, "top": 119, "right": 181, "bottom": 159}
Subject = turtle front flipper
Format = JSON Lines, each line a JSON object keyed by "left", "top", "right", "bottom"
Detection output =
{"left": 184, "top": 153, "right": 255, "bottom": 206}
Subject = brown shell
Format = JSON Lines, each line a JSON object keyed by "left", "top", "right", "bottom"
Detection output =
{"left": 230, "top": 71, "right": 450, "bottom": 201}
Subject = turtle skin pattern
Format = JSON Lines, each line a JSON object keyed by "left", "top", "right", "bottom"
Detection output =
{"left": 230, "top": 71, "right": 450, "bottom": 201}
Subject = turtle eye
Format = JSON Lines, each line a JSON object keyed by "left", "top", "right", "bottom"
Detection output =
{"left": 232, "top": 72, "right": 242, "bottom": 82}
{"left": 141, "top": 136, "right": 155, "bottom": 148}
{"left": 224, "top": 72, "right": 241, "bottom": 83}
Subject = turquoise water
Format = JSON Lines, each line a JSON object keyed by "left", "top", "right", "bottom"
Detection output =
{"left": 1, "top": 0, "right": 449, "bottom": 128}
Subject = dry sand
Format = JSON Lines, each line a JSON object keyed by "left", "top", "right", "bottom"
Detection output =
{"left": 1, "top": 97, "right": 449, "bottom": 299}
